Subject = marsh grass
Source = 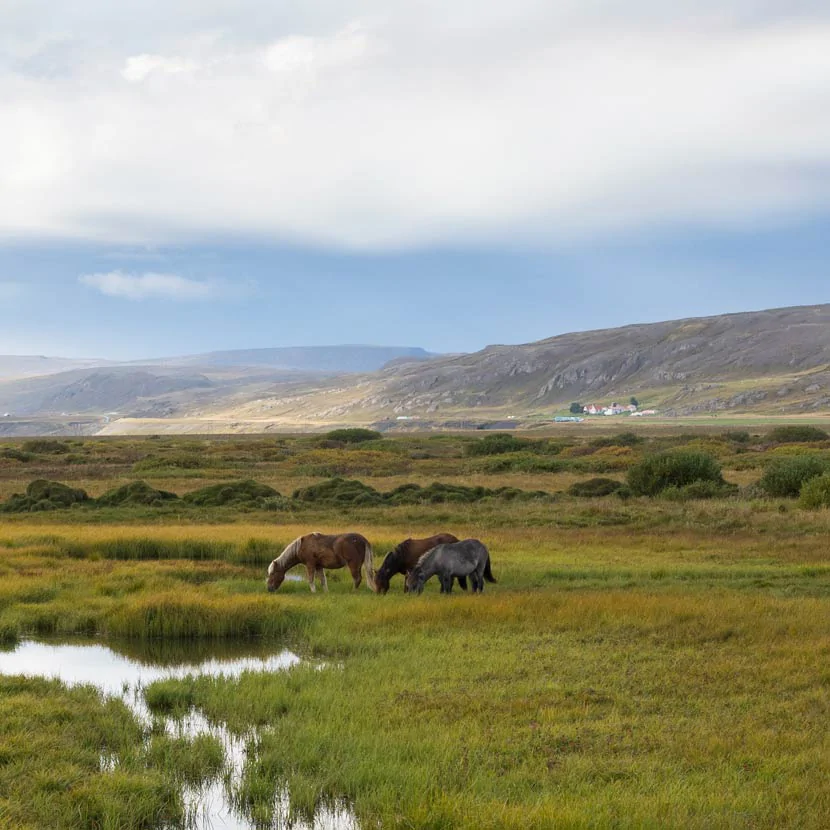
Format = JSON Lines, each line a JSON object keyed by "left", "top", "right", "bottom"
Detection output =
{"left": 0, "top": 431, "right": 829, "bottom": 827}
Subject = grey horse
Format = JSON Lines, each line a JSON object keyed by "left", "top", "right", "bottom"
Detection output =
{"left": 405, "top": 538, "right": 496, "bottom": 594}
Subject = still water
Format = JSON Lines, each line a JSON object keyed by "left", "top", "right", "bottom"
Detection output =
{"left": 0, "top": 639, "right": 359, "bottom": 830}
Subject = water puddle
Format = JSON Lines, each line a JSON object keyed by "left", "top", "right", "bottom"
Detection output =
{"left": 0, "top": 639, "right": 359, "bottom": 830}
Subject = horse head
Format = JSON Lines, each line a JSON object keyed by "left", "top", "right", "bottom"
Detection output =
{"left": 405, "top": 566, "right": 425, "bottom": 595}
{"left": 266, "top": 560, "right": 286, "bottom": 592}
{"left": 374, "top": 559, "right": 393, "bottom": 594}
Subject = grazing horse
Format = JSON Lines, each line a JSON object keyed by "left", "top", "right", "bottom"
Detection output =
{"left": 375, "top": 533, "right": 464, "bottom": 594}
{"left": 266, "top": 532, "right": 375, "bottom": 593}
{"left": 406, "top": 539, "right": 496, "bottom": 595}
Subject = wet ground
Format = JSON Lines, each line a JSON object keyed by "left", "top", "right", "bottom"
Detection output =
{"left": 0, "top": 638, "right": 359, "bottom": 830}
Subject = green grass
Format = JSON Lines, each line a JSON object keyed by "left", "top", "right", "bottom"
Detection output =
{"left": 0, "top": 431, "right": 829, "bottom": 827}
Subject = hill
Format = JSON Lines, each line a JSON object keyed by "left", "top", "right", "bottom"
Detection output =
{"left": 219, "top": 304, "right": 830, "bottom": 426}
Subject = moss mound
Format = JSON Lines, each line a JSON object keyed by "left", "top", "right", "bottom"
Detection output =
{"left": 1, "top": 479, "right": 89, "bottom": 512}
{"left": 97, "top": 480, "right": 180, "bottom": 507}
{"left": 292, "top": 477, "right": 383, "bottom": 506}
{"left": 384, "top": 481, "right": 550, "bottom": 504}
{"left": 568, "top": 477, "right": 624, "bottom": 497}
{"left": 182, "top": 479, "right": 281, "bottom": 507}
{"left": 768, "top": 425, "right": 829, "bottom": 444}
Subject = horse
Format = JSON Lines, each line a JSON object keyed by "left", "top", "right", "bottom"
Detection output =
{"left": 406, "top": 538, "right": 496, "bottom": 595}
{"left": 375, "top": 533, "right": 464, "bottom": 594}
{"left": 266, "top": 532, "right": 376, "bottom": 593}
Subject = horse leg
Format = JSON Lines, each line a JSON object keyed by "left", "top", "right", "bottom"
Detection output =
{"left": 440, "top": 573, "right": 452, "bottom": 594}
{"left": 316, "top": 567, "right": 328, "bottom": 593}
{"left": 475, "top": 567, "right": 485, "bottom": 593}
{"left": 306, "top": 562, "right": 317, "bottom": 593}
{"left": 349, "top": 560, "right": 362, "bottom": 590}
{"left": 457, "top": 574, "right": 468, "bottom": 591}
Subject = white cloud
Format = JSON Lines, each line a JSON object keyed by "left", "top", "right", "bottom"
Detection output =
{"left": 79, "top": 271, "right": 216, "bottom": 301}
{"left": 2, "top": 3, "right": 830, "bottom": 249}
{"left": 122, "top": 54, "right": 199, "bottom": 83}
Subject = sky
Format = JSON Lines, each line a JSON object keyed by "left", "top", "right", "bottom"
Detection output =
{"left": 1, "top": 0, "right": 829, "bottom": 359}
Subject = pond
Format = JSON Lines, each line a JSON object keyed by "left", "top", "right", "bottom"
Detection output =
{"left": 0, "top": 638, "right": 359, "bottom": 830}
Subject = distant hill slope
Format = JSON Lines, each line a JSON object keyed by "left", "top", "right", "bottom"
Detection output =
{"left": 226, "top": 304, "right": 830, "bottom": 422}
{"left": 0, "top": 356, "right": 111, "bottom": 381}
{"left": 151, "top": 345, "right": 435, "bottom": 372}
{"left": 0, "top": 344, "right": 436, "bottom": 421}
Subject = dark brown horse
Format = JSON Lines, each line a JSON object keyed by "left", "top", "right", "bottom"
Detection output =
{"left": 266, "top": 532, "right": 375, "bottom": 593}
{"left": 375, "top": 533, "right": 462, "bottom": 594}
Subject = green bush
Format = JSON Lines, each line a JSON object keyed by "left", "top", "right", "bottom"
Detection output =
{"left": 21, "top": 439, "right": 70, "bottom": 454}
{"left": 768, "top": 425, "right": 829, "bottom": 443}
{"left": 464, "top": 433, "right": 532, "bottom": 456}
{"left": 475, "top": 452, "right": 563, "bottom": 473}
{"left": 627, "top": 451, "right": 724, "bottom": 496}
{"left": 97, "top": 481, "right": 179, "bottom": 507}
{"left": 568, "top": 477, "right": 624, "bottom": 497}
{"left": 0, "top": 448, "right": 35, "bottom": 462}
{"left": 182, "top": 480, "right": 281, "bottom": 507}
{"left": 1, "top": 480, "right": 90, "bottom": 512}
{"left": 798, "top": 474, "right": 830, "bottom": 510}
{"left": 798, "top": 473, "right": 830, "bottom": 510}
{"left": 660, "top": 481, "right": 739, "bottom": 501}
{"left": 292, "top": 477, "right": 383, "bottom": 506}
{"left": 590, "top": 432, "right": 644, "bottom": 448}
{"left": 323, "top": 428, "right": 382, "bottom": 444}
{"left": 723, "top": 430, "right": 751, "bottom": 444}
{"left": 760, "top": 455, "right": 828, "bottom": 497}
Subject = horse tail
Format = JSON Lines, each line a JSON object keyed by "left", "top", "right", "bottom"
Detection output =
{"left": 364, "top": 540, "right": 377, "bottom": 592}
{"left": 483, "top": 554, "right": 497, "bottom": 583}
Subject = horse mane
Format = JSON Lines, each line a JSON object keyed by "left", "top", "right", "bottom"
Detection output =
{"left": 387, "top": 539, "right": 411, "bottom": 567}
{"left": 268, "top": 536, "right": 303, "bottom": 574}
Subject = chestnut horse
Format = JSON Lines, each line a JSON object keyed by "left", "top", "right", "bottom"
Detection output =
{"left": 266, "top": 532, "right": 375, "bottom": 593}
{"left": 375, "top": 533, "right": 462, "bottom": 594}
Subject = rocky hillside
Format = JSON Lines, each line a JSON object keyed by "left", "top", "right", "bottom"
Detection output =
{"left": 227, "top": 304, "right": 830, "bottom": 422}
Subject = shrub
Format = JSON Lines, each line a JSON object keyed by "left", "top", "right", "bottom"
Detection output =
{"left": 132, "top": 453, "right": 205, "bottom": 472}
{"left": 759, "top": 455, "right": 828, "bottom": 497}
{"left": 21, "top": 439, "right": 70, "bottom": 454}
{"left": 590, "top": 432, "right": 644, "bottom": 448}
{"left": 723, "top": 430, "right": 751, "bottom": 444}
{"left": 464, "top": 433, "right": 532, "bottom": 456}
{"left": 291, "top": 477, "right": 383, "bottom": 506}
{"left": 474, "top": 452, "right": 563, "bottom": 473}
{"left": 0, "top": 448, "right": 35, "bottom": 462}
{"left": 1, "top": 479, "right": 89, "bottom": 512}
{"left": 660, "top": 481, "right": 739, "bottom": 501}
{"left": 798, "top": 474, "right": 830, "bottom": 510}
{"left": 182, "top": 480, "right": 281, "bottom": 507}
{"left": 323, "top": 428, "right": 382, "bottom": 444}
{"left": 627, "top": 451, "right": 724, "bottom": 496}
{"left": 568, "top": 477, "right": 624, "bottom": 497}
{"left": 768, "top": 425, "right": 829, "bottom": 443}
{"left": 97, "top": 481, "right": 179, "bottom": 507}
{"left": 385, "top": 481, "right": 548, "bottom": 504}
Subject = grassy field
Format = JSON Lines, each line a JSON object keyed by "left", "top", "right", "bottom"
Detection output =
{"left": 1, "top": 428, "right": 829, "bottom": 828}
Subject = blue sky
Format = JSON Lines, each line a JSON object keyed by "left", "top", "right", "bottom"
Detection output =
{"left": 1, "top": 2, "right": 829, "bottom": 359}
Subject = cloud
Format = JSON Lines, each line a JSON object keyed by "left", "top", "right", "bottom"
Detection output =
{"left": 121, "top": 54, "right": 199, "bottom": 83}
{"left": 2, "top": 3, "right": 830, "bottom": 250}
{"left": 79, "top": 271, "right": 217, "bottom": 301}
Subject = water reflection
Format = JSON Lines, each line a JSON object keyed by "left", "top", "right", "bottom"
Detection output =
{"left": 0, "top": 639, "right": 359, "bottom": 830}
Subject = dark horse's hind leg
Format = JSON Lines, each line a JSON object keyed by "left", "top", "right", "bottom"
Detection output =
{"left": 456, "top": 575, "right": 468, "bottom": 591}
{"left": 439, "top": 573, "right": 453, "bottom": 593}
